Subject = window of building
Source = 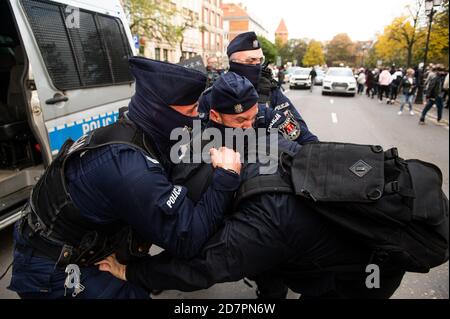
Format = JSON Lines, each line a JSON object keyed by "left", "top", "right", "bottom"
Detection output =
{"left": 155, "top": 48, "right": 161, "bottom": 61}
{"left": 204, "top": 8, "right": 208, "bottom": 24}
{"left": 163, "top": 49, "right": 169, "bottom": 62}
{"left": 21, "top": 0, "right": 133, "bottom": 90}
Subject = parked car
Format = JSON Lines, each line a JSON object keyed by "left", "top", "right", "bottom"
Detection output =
{"left": 284, "top": 67, "right": 300, "bottom": 84}
{"left": 289, "top": 68, "right": 312, "bottom": 89}
{"left": 322, "top": 67, "right": 357, "bottom": 96}
{"left": 314, "top": 69, "right": 325, "bottom": 85}
{"left": 0, "top": 0, "right": 135, "bottom": 230}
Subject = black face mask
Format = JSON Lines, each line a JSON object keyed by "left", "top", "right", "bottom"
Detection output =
{"left": 229, "top": 62, "right": 262, "bottom": 89}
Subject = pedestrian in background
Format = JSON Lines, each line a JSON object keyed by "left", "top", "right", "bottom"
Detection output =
{"left": 357, "top": 69, "right": 366, "bottom": 95}
{"left": 442, "top": 70, "right": 449, "bottom": 109}
{"left": 419, "top": 65, "right": 445, "bottom": 126}
{"left": 309, "top": 67, "right": 317, "bottom": 92}
{"left": 278, "top": 66, "right": 285, "bottom": 88}
{"left": 388, "top": 68, "right": 403, "bottom": 104}
{"left": 373, "top": 68, "right": 380, "bottom": 98}
{"left": 365, "top": 68, "right": 375, "bottom": 98}
{"left": 378, "top": 67, "right": 392, "bottom": 103}
{"left": 398, "top": 68, "right": 417, "bottom": 116}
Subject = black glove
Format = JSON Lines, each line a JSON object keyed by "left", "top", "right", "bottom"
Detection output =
{"left": 258, "top": 64, "right": 274, "bottom": 103}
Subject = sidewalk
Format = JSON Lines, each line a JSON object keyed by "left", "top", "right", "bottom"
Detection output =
{"left": 411, "top": 103, "right": 449, "bottom": 125}
{"left": 386, "top": 97, "right": 449, "bottom": 125}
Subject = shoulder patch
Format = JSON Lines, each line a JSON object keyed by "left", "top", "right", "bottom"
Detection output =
{"left": 278, "top": 111, "right": 301, "bottom": 141}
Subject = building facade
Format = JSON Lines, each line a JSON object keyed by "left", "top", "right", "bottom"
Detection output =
{"left": 221, "top": 2, "right": 269, "bottom": 43}
{"left": 142, "top": 0, "right": 203, "bottom": 63}
{"left": 123, "top": 0, "right": 225, "bottom": 64}
{"left": 201, "top": 0, "right": 226, "bottom": 64}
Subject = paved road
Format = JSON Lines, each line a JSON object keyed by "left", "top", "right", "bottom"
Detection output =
{"left": 0, "top": 87, "right": 448, "bottom": 299}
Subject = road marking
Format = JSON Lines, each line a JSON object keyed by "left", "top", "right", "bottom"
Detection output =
{"left": 330, "top": 99, "right": 334, "bottom": 104}
{"left": 331, "top": 112, "right": 338, "bottom": 124}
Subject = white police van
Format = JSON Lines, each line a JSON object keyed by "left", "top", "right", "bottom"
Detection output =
{"left": 0, "top": 0, "right": 136, "bottom": 229}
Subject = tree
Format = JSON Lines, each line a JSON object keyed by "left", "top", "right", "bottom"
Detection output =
{"left": 258, "top": 36, "right": 278, "bottom": 63}
{"left": 173, "top": 8, "right": 198, "bottom": 54}
{"left": 276, "top": 39, "right": 308, "bottom": 66}
{"left": 377, "top": 1, "right": 425, "bottom": 67}
{"left": 372, "top": 0, "right": 448, "bottom": 68}
{"left": 414, "top": 0, "right": 449, "bottom": 66}
{"left": 125, "top": 0, "right": 178, "bottom": 45}
{"left": 374, "top": 17, "right": 415, "bottom": 67}
{"left": 326, "top": 33, "right": 355, "bottom": 66}
{"left": 365, "top": 45, "right": 379, "bottom": 68}
{"left": 302, "top": 40, "right": 325, "bottom": 66}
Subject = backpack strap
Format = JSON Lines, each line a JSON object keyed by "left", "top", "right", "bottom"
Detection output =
{"left": 384, "top": 147, "right": 399, "bottom": 161}
{"left": 235, "top": 174, "right": 294, "bottom": 207}
{"left": 384, "top": 181, "right": 415, "bottom": 198}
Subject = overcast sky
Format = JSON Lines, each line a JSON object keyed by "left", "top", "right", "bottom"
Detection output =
{"left": 224, "top": 0, "right": 419, "bottom": 42}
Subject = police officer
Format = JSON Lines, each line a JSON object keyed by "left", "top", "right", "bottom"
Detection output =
{"left": 98, "top": 76, "right": 406, "bottom": 299}
{"left": 199, "top": 32, "right": 318, "bottom": 145}
{"left": 8, "top": 57, "right": 242, "bottom": 299}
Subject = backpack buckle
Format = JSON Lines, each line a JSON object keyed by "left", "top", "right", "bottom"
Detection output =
{"left": 385, "top": 181, "right": 399, "bottom": 194}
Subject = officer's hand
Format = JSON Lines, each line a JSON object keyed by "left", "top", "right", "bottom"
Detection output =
{"left": 96, "top": 254, "right": 127, "bottom": 281}
{"left": 210, "top": 147, "right": 241, "bottom": 174}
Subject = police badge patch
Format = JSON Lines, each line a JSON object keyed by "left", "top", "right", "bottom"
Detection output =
{"left": 278, "top": 111, "right": 301, "bottom": 141}
{"left": 234, "top": 104, "right": 244, "bottom": 113}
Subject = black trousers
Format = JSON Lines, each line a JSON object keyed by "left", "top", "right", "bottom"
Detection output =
{"left": 298, "top": 269, "right": 405, "bottom": 299}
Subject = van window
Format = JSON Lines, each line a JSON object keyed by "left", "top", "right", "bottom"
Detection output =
{"left": 21, "top": 0, "right": 133, "bottom": 90}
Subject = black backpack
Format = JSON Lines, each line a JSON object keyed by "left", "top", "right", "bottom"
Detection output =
{"left": 236, "top": 142, "right": 449, "bottom": 273}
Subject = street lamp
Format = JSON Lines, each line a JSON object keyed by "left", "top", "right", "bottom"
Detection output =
{"left": 416, "top": 0, "right": 442, "bottom": 104}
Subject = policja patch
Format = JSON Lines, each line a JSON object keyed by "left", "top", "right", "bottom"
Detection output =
{"left": 278, "top": 110, "right": 301, "bottom": 141}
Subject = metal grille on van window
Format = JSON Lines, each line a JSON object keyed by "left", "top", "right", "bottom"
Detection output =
{"left": 97, "top": 16, "right": 133, "bottom": 84}
{"left": 21, "top": 0, "right": 133, "bottom": 91}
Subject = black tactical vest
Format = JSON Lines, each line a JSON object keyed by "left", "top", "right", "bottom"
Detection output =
{"left": 22, "top": 118, "right": 155, "bottom": 267}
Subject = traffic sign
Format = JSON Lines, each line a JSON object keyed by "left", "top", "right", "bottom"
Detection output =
{"left": 133, "top": 35, "right": 139, "bottom": 49}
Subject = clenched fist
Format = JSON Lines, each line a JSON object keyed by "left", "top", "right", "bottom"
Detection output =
{"left": 210, "top": 147, "right": 242, "bottom": 175}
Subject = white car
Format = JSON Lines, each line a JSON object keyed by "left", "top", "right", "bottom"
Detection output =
{"left": 322, "top": 67, "right": 357, "bottom": 96}
{"left": 314, "top": 69, "right": 325, "bottom": 85}
{"left": 284, "top": 67, "right": 300, "bottom": 84}
{"left": 289, "top": 68, "right": 312, "bottom": 89}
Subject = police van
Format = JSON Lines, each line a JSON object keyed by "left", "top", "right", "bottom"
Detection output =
{"left": 0, "top": 0, "right": 136, "bottom": 230}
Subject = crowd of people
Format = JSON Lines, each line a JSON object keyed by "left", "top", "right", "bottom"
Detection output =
{"left": 355, "top": 64, "right": 449, "bottom": 125}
